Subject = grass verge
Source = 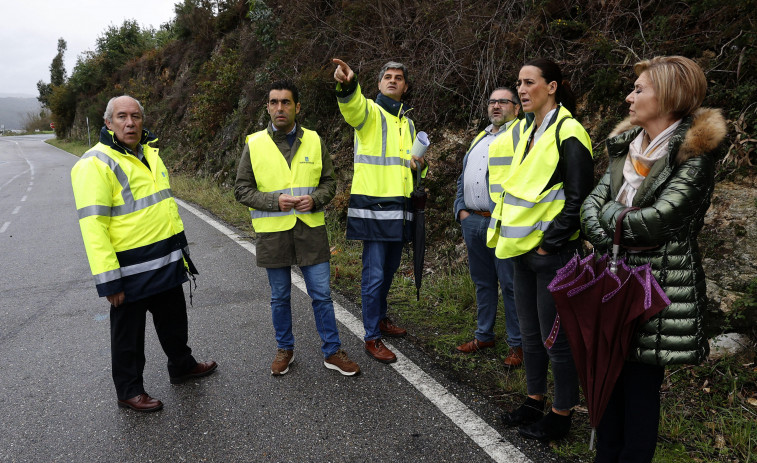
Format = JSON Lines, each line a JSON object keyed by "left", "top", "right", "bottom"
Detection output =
{"left": 55, "top": 137, "right": 757, "bottom": 462}
{"left": 47, "top": 137, "right": 90, "bottom": 156}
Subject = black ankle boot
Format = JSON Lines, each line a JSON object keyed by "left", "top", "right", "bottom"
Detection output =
{"left": 500, "top": 397, "right": 546, "bottom": 427}
{"left": 518, "top": 409, "right": 573, "bottom": 441}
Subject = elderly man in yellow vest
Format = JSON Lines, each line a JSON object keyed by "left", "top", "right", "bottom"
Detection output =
{"left": 71, "top": 95, "right": 217, "bottom": 413}
{"left": 235, "top": 80, "right": 360, "bottom": 377}
{"left": 332, "top": 58, "right": 427, "bottom": 364}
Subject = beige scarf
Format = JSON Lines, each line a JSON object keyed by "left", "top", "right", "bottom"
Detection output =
{"left": 615, "top": 120, "right": 681, "bottom": 206}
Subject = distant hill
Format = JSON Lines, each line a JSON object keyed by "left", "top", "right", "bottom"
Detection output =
{"left": 0, "top": 97, "right": 42, "bottom": 130}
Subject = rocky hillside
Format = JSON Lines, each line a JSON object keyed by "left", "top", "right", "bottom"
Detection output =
{"left": 43, "top": 0, "right": 757, "bottom": 337}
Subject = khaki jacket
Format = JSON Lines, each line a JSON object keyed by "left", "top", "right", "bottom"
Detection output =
{"left": 234, "top": 124, "right": 335, "bottom": 268}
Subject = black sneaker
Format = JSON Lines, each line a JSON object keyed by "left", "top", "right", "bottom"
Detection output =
{"left": 500, "top": 397, "right": 546, "bottom": 427}
{"left": 518, "top": 409, "right": 573, "bottom": 441}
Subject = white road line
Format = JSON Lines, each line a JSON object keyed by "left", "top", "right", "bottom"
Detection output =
{"left": 176, "top": 198, "right": 531, "bottom": 463}
{"left": 0, "top": 222, "right": 9, "bottom": 233}
{"left": 21, "top": 196, "right": 27, "bottom": 202}
{"left": 12, "top": 206, "right": 21, "bottom": 214}
{"left": 27, "top": 187, "right": 32, "bottom": 192}
{"left": 0, "top": 169, "right": 30, "bottom": 193}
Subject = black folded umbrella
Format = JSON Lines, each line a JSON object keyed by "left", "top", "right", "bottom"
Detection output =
{"left": 411, "top": 166, "right": 427, "bottom": 301}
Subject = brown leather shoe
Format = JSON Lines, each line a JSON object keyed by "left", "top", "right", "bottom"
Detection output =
{"left": 364, "top": 339, "right": 397, "bottom": 364}
{"left": 170, "top": 360, "right": 218, "bottom": 384}
{"left": 117, "top": 393, "right": 163, "bottom": 412}
{"left": 379, "top": 318, "right": 407, "bottom": 337}
{"left": 455, "top": 338, "right": 495, "bottom": 353}
{"left": 504, "top": 347, "right": 523, "bottom": 367}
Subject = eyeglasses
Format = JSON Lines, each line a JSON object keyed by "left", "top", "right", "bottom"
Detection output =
{"left": 487, "top": 98, "right": 516, "bottom": 106}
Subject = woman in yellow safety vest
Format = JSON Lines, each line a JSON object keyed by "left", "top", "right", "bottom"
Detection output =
{"left": 497, "top": 58, "right": 595, "bottom": 441}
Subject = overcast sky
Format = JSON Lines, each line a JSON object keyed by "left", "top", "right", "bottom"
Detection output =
{"left": 0, "top": 1, "right": 179, "bottom": 97}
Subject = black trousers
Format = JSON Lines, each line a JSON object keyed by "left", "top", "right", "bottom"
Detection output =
{"left": 595, "top": 361, "right": 665, "bottom": 463}
{"left": 109, "top": 285, "right": 197, "bottom": 400}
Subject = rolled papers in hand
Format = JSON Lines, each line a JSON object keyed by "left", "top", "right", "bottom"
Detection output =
{"left": 411, "top": 131, "right": 430, "bottom": 159}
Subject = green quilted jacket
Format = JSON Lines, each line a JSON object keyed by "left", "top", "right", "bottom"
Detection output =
{"left": 580, "top": 107, "right": 726, "bottom": 366}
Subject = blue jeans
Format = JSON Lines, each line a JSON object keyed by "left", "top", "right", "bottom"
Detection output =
{"left": 461, "top": 213, "right": 520, "bottom": 346}
{"left": 513, "top": 246, "right": 580, "bottom": 411}
{"left": 266, "top": 262, "right": 341, "bottom": 358}
{"left": 361, "top": 240, "right": 404, "bottom": 341}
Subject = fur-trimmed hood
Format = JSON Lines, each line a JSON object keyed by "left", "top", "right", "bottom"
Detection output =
{"left": 608, "top": 107, "right": 727, "bottom": 165}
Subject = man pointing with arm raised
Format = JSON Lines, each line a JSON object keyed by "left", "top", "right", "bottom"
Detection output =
{"left": 333, "top": 58, "right": 427, "bottom": 364}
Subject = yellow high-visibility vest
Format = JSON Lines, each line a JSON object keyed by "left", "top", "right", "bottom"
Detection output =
{"left": 488, "top": 119, "right": 526, "bottom": 204}
{"left": 337, "top": 82, "right": 427, "bottom": 241}
{"left": 494, "top": 106, "right": 592, "bottom": 258}
{"left": 486, "top": 119, "right": 525, "bottom": 248}
{"left": 71, "top": 129, "right": 189, "bottom": 299}
{"left": 246, "top": 128, "right": 324, "bottom": 232}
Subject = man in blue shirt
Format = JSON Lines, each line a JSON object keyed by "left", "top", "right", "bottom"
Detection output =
{"left": 453, "top": 88, "right": 523, "bottom": 367}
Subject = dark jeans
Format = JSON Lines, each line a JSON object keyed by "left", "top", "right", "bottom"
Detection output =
{"left": 595, "top": 361, "right": 665, "bottom": 463}
{"left": 360, "top": 240, "right": 404, "bottom": 341}
{"left": 513, "top": 246, "right": 579, "bottom": 411}
{"left": 461, "top": 213, "right": 520, "bottom": 346}
{"left": 109, "top": 285, "right": 197, "bottom": 400}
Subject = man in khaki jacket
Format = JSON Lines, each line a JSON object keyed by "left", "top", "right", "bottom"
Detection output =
{"left": 235, "top": 80, "right": 359, "bottom": 377}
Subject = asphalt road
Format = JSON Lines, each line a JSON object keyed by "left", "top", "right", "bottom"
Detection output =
{"left": 0, "top": 135, "right": 565, "bottom": 463}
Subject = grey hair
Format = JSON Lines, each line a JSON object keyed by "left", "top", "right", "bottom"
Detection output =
{"left": 378, "top": 61, "right": 409, "bottom": 84}
{"left": 103, "top": 95, "right": 145, "bottom": 122}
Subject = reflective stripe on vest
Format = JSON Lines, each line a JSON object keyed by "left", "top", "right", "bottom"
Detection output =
{"left": 72, "top": 139, "right": 188, "bottom": 297}
{"left": 353, "top": 110, "right": 415, "bottom": 167}
{"left": 499, "top": 220, "right": 552, "bottom": 238}
{"left": 488, "top": 120, "right": 523, "bottom": 201}
{"left": 93, "top": 248, "right": 183, "bottom": 285}
{"left": 347, "top": 208, "right": 414, "bottom": 221}
{"left": 339, "top": 83, "right": 420, "bottom": 241}
{"left": 246, "top": 128, "right": 324, "bottom": 232}
{"left": 249, "top": 186, "right": 317, "bottom": 219}
{"left": 502, "top": 188, "right": 566, "bottom": 208}
{"left": 493, "top": 107, "right": 592, "bottom": 258}
{"left": 355, "top": 154, "right": 412, "bottom": 168}
{"left": 485, "top": 120, "right": 525, "bottom": 248}
{"left": 76, "top": 150, "right": 174, "bottom": 219}
{"left": 346, "top": 106, "right": 415, "bottom": 222}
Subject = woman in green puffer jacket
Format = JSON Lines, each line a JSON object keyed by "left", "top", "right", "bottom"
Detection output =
{"left": 580, "top": 56, "right": 726, "bottom": 463}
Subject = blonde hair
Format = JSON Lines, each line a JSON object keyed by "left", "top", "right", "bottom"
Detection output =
{"left": 634, "top": 56, "right": 706, "bottom": 119}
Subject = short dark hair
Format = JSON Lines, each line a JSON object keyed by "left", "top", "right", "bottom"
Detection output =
{"left": 492, "top": 87, "right": 520, "bottom": 106}
{"left": 268, "top": 80, "right": 299, "bottom": 104}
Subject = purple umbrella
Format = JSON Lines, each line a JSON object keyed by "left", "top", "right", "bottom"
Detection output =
{"left": 546, "top": 208, "right": 671, "bottom": 449}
